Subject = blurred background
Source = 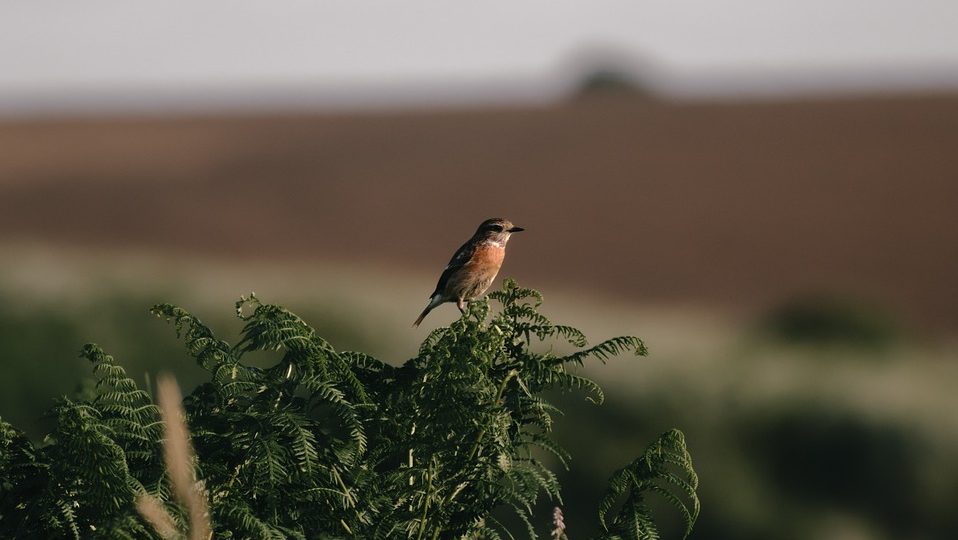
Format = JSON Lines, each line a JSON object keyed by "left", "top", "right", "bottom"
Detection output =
{"left": 2, "top": 1, "right": 957, "bottom": 538}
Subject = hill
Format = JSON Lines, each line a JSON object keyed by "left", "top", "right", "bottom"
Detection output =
{"left": 2, "top": 94, "right": 956, "bottom": 328}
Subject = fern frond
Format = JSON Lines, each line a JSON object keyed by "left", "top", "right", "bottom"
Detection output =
{"left": 556, "top": 335, "right": 648, "bottom": 366}
{"left": 489, "top": 277, "right": 544, "bottom": 308}
{"left": 598, "top": 429, "right": 699, "bottom": 540}
{"left": 548, "top": 370, "right": 606, "bottom": 405}
{"left": 151, "top": 303, "right": 236, "bottom": 371}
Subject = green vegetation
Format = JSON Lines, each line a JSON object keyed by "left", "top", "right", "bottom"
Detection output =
{"left": 0, "top": 280, "right": 698, "bottom": 539}
{"left": 758, "top": 294, "right": 900, "bottom": 349}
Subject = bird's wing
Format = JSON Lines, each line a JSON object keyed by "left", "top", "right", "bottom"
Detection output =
{"left": 429, "top": 240, "right": 476, "bottom": 298}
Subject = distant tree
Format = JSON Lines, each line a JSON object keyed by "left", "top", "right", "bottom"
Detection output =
{"left": 574, "top": 69, "right": 657, "bottom": 100}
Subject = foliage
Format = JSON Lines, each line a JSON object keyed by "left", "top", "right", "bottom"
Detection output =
{"left": 598, "top": 430, "right": 698, "bottom": 540}
{"left": 0, "top": 280, "right": 698, "bottom": 539}
{"left": 759, "top": 294, "right": 899, "bottom": 349}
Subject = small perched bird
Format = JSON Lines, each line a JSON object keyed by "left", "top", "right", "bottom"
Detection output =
{"left": 414, "top": 218, "right": 525, "bottom": 327}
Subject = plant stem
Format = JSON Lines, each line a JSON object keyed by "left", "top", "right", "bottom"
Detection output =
{"left": 416, "top": 467, "right": 434, "bottom": 540}
{"left": 468, "top": 370, "right": 518, "bottom": 460}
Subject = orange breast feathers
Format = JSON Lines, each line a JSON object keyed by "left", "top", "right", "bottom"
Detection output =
{"left": 469, "top": 242, "right": 505, "bottom": 271}
{"left": 445, "top": 242, "right": 505, "bottom": 299}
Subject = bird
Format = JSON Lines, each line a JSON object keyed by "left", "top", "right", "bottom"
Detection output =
{"left": 414, "top": 218, "right": 525, "bottom": 327}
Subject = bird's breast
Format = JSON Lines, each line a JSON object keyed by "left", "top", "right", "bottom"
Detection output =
{"left": 471, "top": 243, "right": 505, "bottom": 268}
{"left": 442, "top": 242, "right": 506, "bottom": 300}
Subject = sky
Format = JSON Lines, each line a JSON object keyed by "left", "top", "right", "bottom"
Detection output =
{"left": 2, "top": 0, "right": 957, "bottom": 116}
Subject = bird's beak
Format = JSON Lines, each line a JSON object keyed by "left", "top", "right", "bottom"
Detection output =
{"left": 508, "top": 226, "right": 525, "bottom": 233}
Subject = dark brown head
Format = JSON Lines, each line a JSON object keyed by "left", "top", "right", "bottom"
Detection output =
{"left": 473, "top": 218, "right": 524, "bottom": 246}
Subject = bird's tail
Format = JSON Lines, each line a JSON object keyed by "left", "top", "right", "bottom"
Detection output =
{"left": 413, "top": 295, "right": 442, "bottom": 327}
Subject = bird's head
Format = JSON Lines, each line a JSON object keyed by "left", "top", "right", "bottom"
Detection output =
{"left": 474, "top": 218, "right": 524, "bottom": 245}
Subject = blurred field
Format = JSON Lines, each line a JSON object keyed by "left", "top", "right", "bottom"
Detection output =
{"left": 1, "top": 94, "right": 957, "bottom": 330}
{"left": 2, "top": 92, "right": 957, "bottom": 539}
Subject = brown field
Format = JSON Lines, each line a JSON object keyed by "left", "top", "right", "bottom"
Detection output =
{"left": 1, "top": 94, "right": 957, "bottom": 329}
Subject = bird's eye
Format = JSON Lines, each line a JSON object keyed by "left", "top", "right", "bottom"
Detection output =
{"left": 488, "top": 225, "right": 504, "bottom": 232}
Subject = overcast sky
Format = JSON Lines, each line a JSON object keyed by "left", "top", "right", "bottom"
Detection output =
{"left": 2, "top": 0, "right": 957, "bottom": 116}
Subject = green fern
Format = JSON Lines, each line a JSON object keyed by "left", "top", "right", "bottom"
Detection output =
{"left": 0, "top": 280, "right": 698, "bottom": 539}
{"left": 598, "top": 430, "right": 700, "bottom": 540}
